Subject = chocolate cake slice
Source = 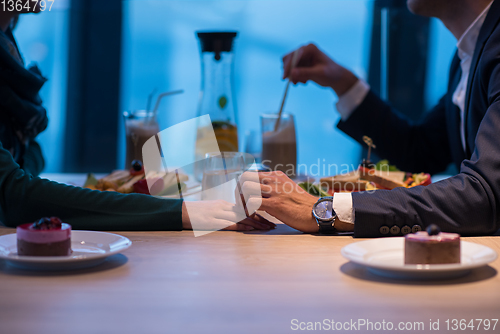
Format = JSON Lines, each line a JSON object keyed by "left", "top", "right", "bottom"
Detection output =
{"left": 17, "top": 217, "right": 72, "bottom": 256}
{"left": 404, "top": 225, "right": 460, "bottom": 265}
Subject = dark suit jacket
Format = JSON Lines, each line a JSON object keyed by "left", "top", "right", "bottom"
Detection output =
{"left": 338, "top": 0, "right": 500, "bottom": 237}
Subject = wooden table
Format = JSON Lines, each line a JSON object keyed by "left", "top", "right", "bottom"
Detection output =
{"left": 1, "top": 174, "right": 499, "bottom": 333}
{"left": 0, "top": 225, "right": 499, "bottom": 334}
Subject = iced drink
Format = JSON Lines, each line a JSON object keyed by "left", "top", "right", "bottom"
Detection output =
{"left": 124, "top": 111, "right": 160, "bottom": 168}
{"left": 261, "top": 113, "right": 297, "bottom": 176}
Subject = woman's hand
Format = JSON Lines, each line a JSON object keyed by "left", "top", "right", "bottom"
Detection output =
{"left": 282, "top": 43, "right": 359, "bottom": 97}
{"left": 182, "top": 200, "right": 276, "bottom": 232}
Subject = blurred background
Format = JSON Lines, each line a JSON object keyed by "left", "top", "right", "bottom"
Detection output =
{"left": 15, "top": 0, "right": 456, "bottom": 175}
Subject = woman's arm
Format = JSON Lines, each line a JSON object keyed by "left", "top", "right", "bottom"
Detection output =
{"left": 0, "top": 141, "right": 183, "bottom": 230}
{"left": 0, "top": 142, "right": 275, "bottom": 232}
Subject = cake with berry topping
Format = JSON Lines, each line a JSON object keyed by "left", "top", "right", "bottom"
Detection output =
{"left": 17, "top": 217, "right": 72, "bottom": 256}
{"left": 404, "top": 224, "right": 460, "bottom": 264}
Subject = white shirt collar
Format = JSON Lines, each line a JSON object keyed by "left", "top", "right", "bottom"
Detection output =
{"left": 456, "top": 2, "right": 493, "bottom": 59}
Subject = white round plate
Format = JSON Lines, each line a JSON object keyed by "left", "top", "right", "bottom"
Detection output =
{"left": 341, "top": 237, "right": 497, "bottom": 279}
{"left": 0, "top": 231, "right": 132, "bottom": 271}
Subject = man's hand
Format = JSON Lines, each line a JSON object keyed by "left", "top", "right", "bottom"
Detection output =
{"left": 282, "top": 43, "right": 359, "bottom": 97}
{"left": 238, "top": 171, "right": 354, "bottom": 233}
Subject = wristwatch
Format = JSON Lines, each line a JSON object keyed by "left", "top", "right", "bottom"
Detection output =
{"left": 312, "top": 197, "right": 337, "bottom": 234}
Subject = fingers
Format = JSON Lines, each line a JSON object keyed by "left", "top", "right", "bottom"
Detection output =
{"left": 237, "top": 177, "right": 274, "bottom": 214}
{"left": 282, "top": 43, "right": 320, "bottom": 79}
{"left": 247, "top": 197, "right": 276, "bottom": 217}
{"left": 213, "top": 201, "right": 272, "bottom": 229}
{"left": 220, "top": 211, "right": 277, "bottom": 231}
{"left": 222, "top": 223, "right": 255, "bottom": 231}
{"left": 290, "top": 66, "right": 321, "bottom": 85}
{"left": 239, "top": 170, "right": 286, "bottom": 184}
{"left": 282, "top": 46, "right": 304, "bottom": 79}
{"left": 236, "top": 171, "right": 261, "bottom": 207}
{"left": 283, "top": 43, "right": 339, "bottom": 87}
{"left": 282, "top": 52, "right": 294, "bottom": 79}
{"left": 216, "top": 205, "right": 247, "bottom": 223}
{"left": 221, "top": 218, "right": 273, "bottom": 231}
{"left": 250, "top": 213, "right": 277, "bottom": 228}
{"left": 238, "top": 216, "right": 275, "bottom": 230}
{"left": 242, "top": 181, "right": 272, "bottom": 197}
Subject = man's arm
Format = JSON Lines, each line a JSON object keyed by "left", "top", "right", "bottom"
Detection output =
{"left": 338, "top": 91, "right": 452, "bottom": 174}
{"left": 351, "top": 55, "right": 500, "bottom": 237}
{"left": 282, "top": 43, "right": 454, "bottom": 174}
{"left": 352, "top": 98, "right": 500, "bottom": 237}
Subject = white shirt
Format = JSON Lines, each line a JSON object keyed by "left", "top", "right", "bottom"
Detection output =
{"left": 333, "top": 3, "right": 492, "bottom": 225}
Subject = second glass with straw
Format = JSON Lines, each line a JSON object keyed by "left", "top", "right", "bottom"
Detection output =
{"left": 123, "top": 90, "right": 183, "bottom": 168}
{"left": 261, "top": 113, "right": 297, "bottom": 176}
{"left": 259, "top": 49, "right": 299, "bottom": 177}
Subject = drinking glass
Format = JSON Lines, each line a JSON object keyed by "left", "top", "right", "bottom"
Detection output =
{"left": 123, "top": 110, "right": 160, "bottom": 168}
{"left": 260, "top": 113, "right": 297, "bottom": 176}
{"left": 244, "top": 129, "right": 262, "bottom": 163}
{"left": 201, "top": 152, "right": 246, "bottom": 203}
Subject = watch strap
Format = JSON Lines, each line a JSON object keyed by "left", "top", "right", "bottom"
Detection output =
{"left": 318, "top": 221, "right": 337, "bottom": 234}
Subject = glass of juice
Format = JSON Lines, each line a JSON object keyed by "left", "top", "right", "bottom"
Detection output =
{"left": 123, "top": 110, "right": 160, "bottom": 168}
{"left": 194, "top": 119, "right": 239, "bottom": 181}
{"left": 261, "top": 113, "right": 297, "bottom": 177}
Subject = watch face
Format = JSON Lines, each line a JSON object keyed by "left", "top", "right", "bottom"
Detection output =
{"left": 313, "top": 199, "right": 334, "bottom": 220}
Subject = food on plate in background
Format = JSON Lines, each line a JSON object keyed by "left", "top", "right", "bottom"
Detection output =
{"left": 298, "top": 182, "right": 329, "bottom": 198}
{"left": 84, "top": 160, "right": 188, "bottom": 196}
{"left": 301, "top": 160, "right": 431, "bottom": 197}
{"left": 17, "top": 217, "right": 72, "bottom": 257}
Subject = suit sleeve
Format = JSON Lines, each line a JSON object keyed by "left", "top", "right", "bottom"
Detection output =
{"left": 352, "top": 100, "right": 500, "bottom": 237}
{"left": 337, "top": 91, "right": 452, "bottom": 174}
{"left": 350, "top": 55, "right": 500, "bottom": 238}
{"left": 0, "top": 141, "right": 183, "bottom": 231}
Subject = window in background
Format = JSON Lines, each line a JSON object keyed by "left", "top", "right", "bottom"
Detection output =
{"left": 14, "top": 1, "right": 70, "bottom": 173}
{"left": 121, "top": 0, "right": 373, "bottom": 176}
{"left": 425, "top": 18, "right": 456, "bottom": 110}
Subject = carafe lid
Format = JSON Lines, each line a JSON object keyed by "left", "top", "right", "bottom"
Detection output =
{"left": 197, "top": 31, "right": 238, "bottom": 54}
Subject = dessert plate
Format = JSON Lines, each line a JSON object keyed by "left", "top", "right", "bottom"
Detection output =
{"left": 341, "top": 237, "right": 497, "bottom": 280}
{"left": 0, "top": 231, "right": 132, "bottom": 271}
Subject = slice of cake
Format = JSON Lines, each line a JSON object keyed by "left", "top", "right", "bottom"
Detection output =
{"left": 17, "top": 217, "right": 72, "bottom": 256}
{"left": 404, "top": 224, "right": 460, "bottom": 265}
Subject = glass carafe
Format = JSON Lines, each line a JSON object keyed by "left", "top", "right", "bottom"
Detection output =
{"left": 194, "top": 31, "right": 239, "bottom": 181}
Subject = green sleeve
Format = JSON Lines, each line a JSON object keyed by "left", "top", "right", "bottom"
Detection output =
{"left": 0, "top": 141, "right": 183, "bottom": 231}
{"left": 20, "top": 139, "right": 45, "bottom": 177}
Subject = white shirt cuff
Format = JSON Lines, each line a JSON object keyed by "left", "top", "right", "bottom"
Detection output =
{"left": 333, "top": 192, "right": 354, "bottom": 224}
{"left": 336, "top": 79, "right": 370, "bottom": 121}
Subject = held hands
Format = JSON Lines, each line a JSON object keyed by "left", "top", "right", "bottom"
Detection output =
{"left": 238, "top": 171, "right": 354, "bottom": 234}
{"left": 242, "top": 171, "right": 319, "bottom": 233}
{"left": 282, "top": 43, "right": 359, "bottom": 97}
{"left": 181, "top": 171, "right": 354, "bottom": 234}
{"left": 182, "top": 200, "right": 276, "bottom": 232}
